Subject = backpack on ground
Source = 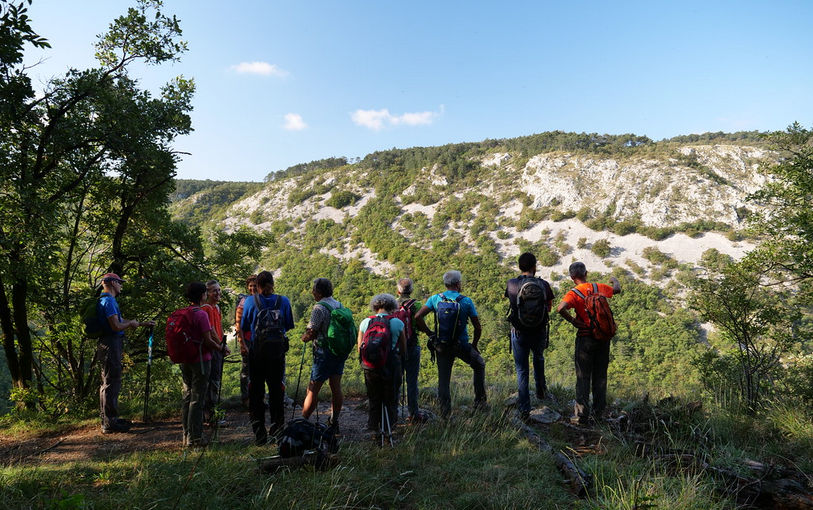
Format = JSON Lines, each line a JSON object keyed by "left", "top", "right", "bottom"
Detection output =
{"left": 391, "top": 298, "right": 417, "bottom": 347}
{"left": 572, "top": 283, "right": 617, "bottom": 341}
{"left": 434, "top": 294, "right": 466, "bottom": 347}
{"left": 252, "top": 294, "right": 287, "bottom": 359}
{"left": 278, "top": 417, "right": 339, "bottom": 458}
{"left": 80, "top": 296, "right": 103, "bottom": 339}
{"left": 507, "top": 276, "right": 550, "bottom": 331}
{"left": 360, "top": 315, "right": 392, "bottom": 371}
{"left": 317, "top": 302, "right": 356, "bottom": 359}
{"left": 166, "top": 306, "right": 203, "bottom": 363}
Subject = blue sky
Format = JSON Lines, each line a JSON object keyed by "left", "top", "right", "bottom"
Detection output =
{"left": 23, "top": 0, "right": 813, "bottom": 182}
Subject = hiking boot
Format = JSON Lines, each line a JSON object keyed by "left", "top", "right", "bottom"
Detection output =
{"left": 326, "top": 417, "right": 339, "bottom": 434}
{"left": 101, "top": 421, "right": 131, "bottom": 434}
{"left": 189, "top": 438, "right": 209, "bottom": 448}
{"left": 408, "top": 412, "right": 429, "bottom": 425}
{"left": 569, "top": 415, "right": 588, "bottom": 426}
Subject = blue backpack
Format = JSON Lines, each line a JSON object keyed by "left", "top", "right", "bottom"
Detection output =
{"left": 434, "top": 294, "right": 466, "bottom": 346}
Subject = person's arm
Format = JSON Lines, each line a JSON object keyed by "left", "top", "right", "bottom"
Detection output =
{"left": 609, "top": 276, "right": 622, "bottom": 295}
{"left": 356, "top": 326, "right": 364, "bottom": 351}
{"left": 557, "top": 299, "right": 586, "bottom": 328}
{"left": 470, "top": 316, "right": 482, "bottom": 352}
{"left": 397, "top": 329, "right": 407, "bottom": 357}
{"left": 106, "top": 315, "right": 151, "bottom": 332}
{"left": 413, "top": 305, "right": 434, "bottom": 337}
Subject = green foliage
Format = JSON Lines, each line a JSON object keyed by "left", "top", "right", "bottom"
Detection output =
{"left": 265, "top": 156, "right": 348, "bottom": 182}
{"left": 748, "top": 122, "right": 813, "bottom": 282}
{"left": 690, "top": 258, "right": 800, "bottom": 407}
{"left": 326, "top": 190, "right": 360, "bottom": 209}
{"left": 169, "top": 180, "right": 262, "bottom": 227}
{"left": 591, "top": 239, "right": 612, "bottom": 258}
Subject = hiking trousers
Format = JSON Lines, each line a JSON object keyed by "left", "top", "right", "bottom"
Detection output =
{"left": 364, "top": 355, "right": 402, "bottom": 430}
{"left": 402, "top": 341, "right": 421, "bottom": 418}
{"left": 436, "top": 343, "right": 486, "bottom": 417}
{"left": 249, "top": 351, "right": 286, "bottom": 444}
{"left": 98, "top": 335, "right": 124, "bottom": 428}
{"left": 574, "top": 335, "right": 610, "bottom": 421}
{"left": 181, "top": 359, "right": 210, "bottom": 445}
{"left": 511, "top": 329, "right": 546, "bottom": 414}
{"left": 204, "top": 347, "right": 224, "bottom": 422}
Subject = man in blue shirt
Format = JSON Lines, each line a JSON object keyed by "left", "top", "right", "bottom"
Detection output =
{"left": 414, "top": 270, "right": 486, "bottom": 418}
{"left": 96, "top": 273, "right": 154, "bottom": 434}
{"left": 240, "top": 270, "right": 295, "bottom": 445}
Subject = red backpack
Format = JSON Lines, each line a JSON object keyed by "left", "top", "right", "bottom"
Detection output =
{"left": 360, "top": 315, "right": 392, "bottom": 371}
{"left": 390, "top": 299, "right": 416, "bottom": 346}
{"left": 166, "top": 306, "right": 203, "bottom": 363}
{"left": 571, "top": 284, "right": 617, "bottom": 341}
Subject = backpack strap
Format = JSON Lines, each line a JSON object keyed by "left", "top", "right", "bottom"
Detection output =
{"left": 591, "top": 283, "right": 599, "bottom": 294}
{"left": 506, "top": 278, "right": 519, "bottom": 311}
{"left": 400, "top": 298, "right": 417, "bottom": 311}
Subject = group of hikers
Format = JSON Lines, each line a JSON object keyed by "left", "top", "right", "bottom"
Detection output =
{"left": 94, "top": 253, "right": 621, "bottom": 447}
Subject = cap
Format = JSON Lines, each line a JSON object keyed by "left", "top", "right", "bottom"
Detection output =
{"left": 101, "top": 273, "right": 125, "bottom": 283}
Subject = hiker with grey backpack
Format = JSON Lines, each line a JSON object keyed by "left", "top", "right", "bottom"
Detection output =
{"left": 240, "top": 270, "right": 294, "bottom": 445}
{"left": 358, "top": 293, "right": 407, "bottom": 443}
{"left": 413, "top": 270, "right": 486, "bottom": 418}
{"left": 505, "top": 252, "right": 554, "bottom": 421}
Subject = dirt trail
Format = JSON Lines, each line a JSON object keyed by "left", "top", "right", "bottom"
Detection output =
{"left": 0, "top": 398, "right": 377, "bottom": 467}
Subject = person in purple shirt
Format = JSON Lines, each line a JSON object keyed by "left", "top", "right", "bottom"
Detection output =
{"left": 179, "top": 282, "right": 229, "bottom": 447}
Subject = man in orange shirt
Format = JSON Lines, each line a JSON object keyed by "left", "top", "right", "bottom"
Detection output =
{"left": 556, "top": 262, "right": 621, "bottom": 425}
{"left": 202, "top": 279, "right": 226, "bottom": 425}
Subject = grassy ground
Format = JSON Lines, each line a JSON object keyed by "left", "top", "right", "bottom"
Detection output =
{"left": 2, "top": 357, "right": 812, "bottom": 509}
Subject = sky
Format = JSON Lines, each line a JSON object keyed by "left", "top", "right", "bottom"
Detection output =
{"left": 21, "top": 0, "right": 813, "bottom": 182}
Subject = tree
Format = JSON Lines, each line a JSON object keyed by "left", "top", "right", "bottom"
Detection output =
{"left": 0, "top": 0, "right": 196, "bottom": 406}
{"left": 748, "top": 122, "right": 813, "bottom": 282}
{"left": 690, "top": 258, "right": 799, "bottom": 408}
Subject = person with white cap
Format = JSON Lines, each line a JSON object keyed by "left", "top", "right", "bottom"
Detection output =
{"left": 97, "top": 273, "right": 154, "bottom": 434}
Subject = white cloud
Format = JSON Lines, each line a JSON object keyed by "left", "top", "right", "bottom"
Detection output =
{"left": 230, "top": 61, "right": 288, "bottom": 77}
{"left": 283, "top": 113, "right": 307, "bottom": 131}
{"left": 351, "top": 106, "right": 443, "bottom": 131}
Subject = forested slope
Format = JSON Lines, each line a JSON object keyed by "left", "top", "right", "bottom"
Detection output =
{"left": 171, "top": 132, "right": 782, "bottom": 399}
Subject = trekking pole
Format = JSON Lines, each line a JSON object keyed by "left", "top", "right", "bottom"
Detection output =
{"left": 383, "top": 404, "right": 394, "bottom": 447}
{"left": 291, "top": 340, "right": 307, "bottom": 421}
{"left": 143, "top": 326, "right": 154, "bottom": 422}
{"left": 216, "top": 334, "right": 226, "bottom": 408}
{"left": 401, "top": 366, "right": 407, "bottom": 422}
{"left": 380, "top": 403, "right": 386, "bottom": 447}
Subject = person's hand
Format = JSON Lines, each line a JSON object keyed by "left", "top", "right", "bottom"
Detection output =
{"left": 572, "top": 317, "right": 587, "bottom": 329}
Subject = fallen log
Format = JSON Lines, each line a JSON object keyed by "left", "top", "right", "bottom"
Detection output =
{"left": 512, "top": 417, "right": 592, "bottom": 497}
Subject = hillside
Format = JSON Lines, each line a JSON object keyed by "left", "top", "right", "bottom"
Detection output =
{"left": 175, "top": 137, "right": 772, "bottom": 290}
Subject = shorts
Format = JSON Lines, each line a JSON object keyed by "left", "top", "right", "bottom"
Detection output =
{"left": 311, "top": 351, "right": 346, "bottom": 382}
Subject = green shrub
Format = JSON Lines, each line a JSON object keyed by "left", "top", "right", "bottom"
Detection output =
{"left": 592, "top": 239, "right": 612, "bottom": 258}
{"left": 327, "top": 190, "right": 361, "bottom": 208}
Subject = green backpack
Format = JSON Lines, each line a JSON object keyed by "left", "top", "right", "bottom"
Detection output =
{"left": 80, "top": 296, "right": 104, "bottom": 339}
{"left": 316, "top": 302, "right": 356, "bottom": 359}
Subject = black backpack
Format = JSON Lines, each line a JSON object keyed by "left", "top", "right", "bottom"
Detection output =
{"left": 507, "top": 276, "right": 550, "bottom": 331}
{"left": 252, "top": 294, "right": 287, "bottom": 359}
{"left": 278, "top": 418, "right": 339, "bottom": 458}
